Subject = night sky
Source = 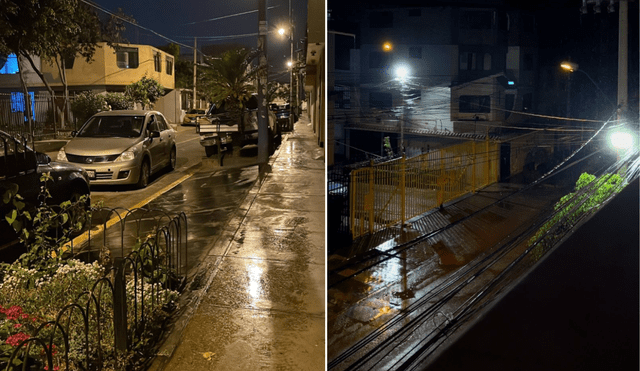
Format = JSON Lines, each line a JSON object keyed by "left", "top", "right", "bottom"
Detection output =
{"left": 91, "top": 0, "right": 309, "bottom": 81}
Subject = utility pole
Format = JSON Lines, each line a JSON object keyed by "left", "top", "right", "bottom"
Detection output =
{"left": 193, "top": 37, "right": 197, "bottom": 110}
{"left": 289, "top": 0, "right": 294, "bottom": 130}
{"left": 617, "top": 0, "right": 628, "bottom": 120}
{"left": 257, "top": 0, "right": 269, "bottom": 163}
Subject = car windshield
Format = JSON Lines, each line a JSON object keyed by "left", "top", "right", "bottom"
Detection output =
{"left": 77, "top": 116, "right": 145, "bottom": 138}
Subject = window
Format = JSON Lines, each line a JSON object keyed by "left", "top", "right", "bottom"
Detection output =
{"left": 64, "top": 54, "right": 75, "bottom": 69}
{"left": 334, "top": 86, "right": 350, "bottom": 109}
{"left": 166, "top": 57, "right": 173, "bottom": 75}
{"left": 369, "top": 52, "right": 389, "bottom": 69}
{"left": 370, "top": 92, "right": 392, "bottom": 108}
{"left": 459, "top": 95, "right": 491, "bottom": 113}
{"left": 483, "top": 53, "right": 492, "bottom": 70}
{"left": 409, "top": 47, "right": 422, "bottom": 59}
{"left": 156, "top": 114, "right": 169, "bottom": 130}
{"left": 0, "top": 54, "right": 19, "bottom": 74}
{"left": 116, "top": 47, "right": 139, "bottom": 69}
{"left": 154, "top": 52, "right": 162, "bottom": 72}
{"left": 459, "top": 52, "right": 477, "bottom": 71}
{"left": 461, "top": 11, "right": 492, "bottom": 30}
{"left": 370, "top": 11, "right": 393, "bottom": 28}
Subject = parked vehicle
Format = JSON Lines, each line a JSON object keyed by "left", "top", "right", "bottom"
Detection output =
{"left": 271, "top": 103, "right": 294, "bottom": 132}
{"left": 1, "top": 131, "right": 91, "bottom": 247}
{"left": 198, "top": 95, "right": 281, "bottom": 157}
{"left": 182, "top": 109, "right": 208, "bottom": 126}
{"left": 56, "top": 110, "right": 176, "bottom": 188}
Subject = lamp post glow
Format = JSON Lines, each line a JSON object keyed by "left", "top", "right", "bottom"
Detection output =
{"left": 609, "top": 131, "right": 633, "bottom": 150}
{"left": 395, "top": 65, "right": 409, "bottom": 81}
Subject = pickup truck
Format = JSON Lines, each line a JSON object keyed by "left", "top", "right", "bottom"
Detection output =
{"left": 197, "top": 96, "right": 281, "bottom": 157}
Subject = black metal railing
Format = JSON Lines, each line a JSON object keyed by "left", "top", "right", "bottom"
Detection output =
{"left": 1, "top": 207, "right": 188, "bottom": 371}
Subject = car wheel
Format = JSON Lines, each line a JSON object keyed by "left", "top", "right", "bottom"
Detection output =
{"left": 205, "top": 145, "right": 217, "bottom": 157}
{"left": 137, "top": 159, "right": 150, "bottom": 188}
{"left": 168, "top": 146, "right": 177, "bottom": 171}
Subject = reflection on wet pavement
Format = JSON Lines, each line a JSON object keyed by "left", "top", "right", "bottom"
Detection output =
{"left": 328, "top": 183, "right": 568, "bottom": 369}
{"left": 157, "top": 119, "right": 325, "bottom": 370}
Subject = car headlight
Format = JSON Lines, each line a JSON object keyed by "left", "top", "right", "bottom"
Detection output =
{"left": 57, "top": 147, "right": 68, "bottom": 161}
{"left": 115, "top": 149, "right": 136, "bottom": 162}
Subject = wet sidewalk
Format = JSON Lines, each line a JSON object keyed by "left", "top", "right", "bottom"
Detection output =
{"left": 150, "top": 115, "right": 325, "bottom": 371}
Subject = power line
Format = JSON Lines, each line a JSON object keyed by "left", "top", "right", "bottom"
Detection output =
{"left": 181, "top": 6, "right": 281, "bottom": 26}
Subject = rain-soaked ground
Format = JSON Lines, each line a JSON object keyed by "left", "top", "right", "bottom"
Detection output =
{"left": 147, "top": 118, "right": 325, "bottom": 370}
{"left": 327, "top": 178, "right": 573, "bottom": 370}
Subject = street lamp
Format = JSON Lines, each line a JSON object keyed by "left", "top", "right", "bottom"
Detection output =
{"left": 394, "top": 63, "right": 411, "bottom": 155}
{"left": 560, "top": 61, "right": 615, "bottom": 109}
{"left": 395, "top": 65, "right": 409, "bottom": 81}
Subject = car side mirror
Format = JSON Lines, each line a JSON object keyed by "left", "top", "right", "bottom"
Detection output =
{"left": 149, "top": 131, "right": 161, "bottom": 138}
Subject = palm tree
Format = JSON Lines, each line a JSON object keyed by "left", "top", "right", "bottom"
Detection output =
{"left": 201, "top": 48, "right": 259, "bottom": 135}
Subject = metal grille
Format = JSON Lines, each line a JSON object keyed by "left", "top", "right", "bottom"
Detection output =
{"left": 95, "top": 171, "right": 114, "bottom": 180}
{"left": 350, "top": 140, "right": 500, "bottom": 239}
{"left": 66, "top": 153, "right": 120, "bottom": 163}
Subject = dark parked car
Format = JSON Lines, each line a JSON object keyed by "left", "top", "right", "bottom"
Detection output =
{"left": 0, "top": 130, "right": 91, "bottom": 248}
{"left": 270, "top": 103, "right": 295, "bottom": 132}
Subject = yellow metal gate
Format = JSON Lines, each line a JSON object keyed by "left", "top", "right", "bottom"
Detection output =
{"left": 350, "top": 140, "right": 499, "bottom": 239}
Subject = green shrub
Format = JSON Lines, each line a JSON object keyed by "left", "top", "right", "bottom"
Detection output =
{"left": 125, "top": 77, "right": 164, "bottom": 109}
{"left": 105, "top": 93, "right": 134, "bottom": 110}
{"left": 528, "top": 170, "right": 627, "bottom": 260}
{"left": 71, "top": 91, "right": 108, "bottom": 125}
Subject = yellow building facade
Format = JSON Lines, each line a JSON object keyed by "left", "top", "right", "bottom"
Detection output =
{"left": 41, "top": 42, "right": 174, "bottom": 92}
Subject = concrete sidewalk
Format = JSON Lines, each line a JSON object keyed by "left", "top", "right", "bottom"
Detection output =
{"left": 150, "top": 115, "right": 326, "bottom": 371}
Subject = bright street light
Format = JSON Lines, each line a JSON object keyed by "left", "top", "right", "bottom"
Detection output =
{"left": 609, "top": 131, "right": 633, "bottom": 150}
{"left": 382, "top": 41, "right": 393, "bottom": 52}
{"left": 560, "top": 61, "right": 578, "bottom": 72}
{"left": 395, "top": 65, "right": 409, "bottom": 81}
{"left": 278, "top": 28, "right": 286, "bottom": 36}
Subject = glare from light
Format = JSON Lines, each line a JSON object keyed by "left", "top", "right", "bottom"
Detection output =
{"left": 561, "top": 62, "right": 578, "bottom": 72}
{"left": 610, "top": 131, "right": 633, "bottom": 150}
{"left": 287, "top": 61, "right": 293, "bottom": 67}
{"left": 395, "top": 65, "right": 409, "bottom": 80}
{"left": 382, "top": 42, "right": 393, "bottom": 52}
{"left": 278, "top": 28, "right": 285, "bottom": 36}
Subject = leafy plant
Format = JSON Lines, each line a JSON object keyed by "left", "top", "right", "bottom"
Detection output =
{"left": 71, "top": 91, "right": 108, "bottom": 125}
{"left": 125, "top": 76, "right": 164, "bottom": 109}
{"left": 104, "top": 92, "right": 134, "bottom": 110}
{"left": 2, "top": 173, "right": 90, "bottom": 272}
{"left": 528, "top": 170, "right": 627, "bottom": 260}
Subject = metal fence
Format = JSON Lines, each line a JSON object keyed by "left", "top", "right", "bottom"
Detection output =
{"left": 0, "top": 92, "right": 78, "bottom": 140}
{"left": 349, "top": 140, "right": 500, "bottom": 239}
{"left": 2, "top": 207, "right": 188, "bottom": 371}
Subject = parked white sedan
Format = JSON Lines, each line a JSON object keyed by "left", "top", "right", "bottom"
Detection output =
{"left": 57, "top": 110, "right": 176, "bottom": 188}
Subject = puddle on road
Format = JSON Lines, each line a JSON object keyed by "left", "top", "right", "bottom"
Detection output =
{"left": 431, "top": 241, "right": 465, "bottom": 266}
